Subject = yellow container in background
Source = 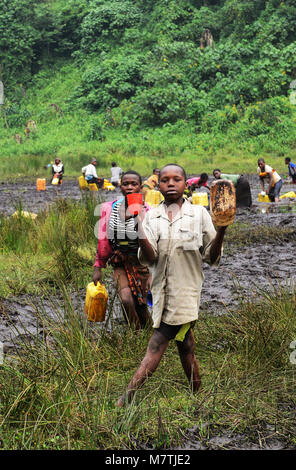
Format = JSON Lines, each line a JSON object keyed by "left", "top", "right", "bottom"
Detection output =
{"left": 84, "top": 282, "right": 108, "bottom": 322}
{"left": 103, "top": 179, "right": 116, "bottom": 191}
{"left": 258, "top": 193, "right": 270, "bottom": 202}
{"left": 145, "top": 189, "right": 164, "bottom": 206}
{"left": 78, "top": 175, "right": 89, "bottom": 190}
{"left": 88, "top": 183, "right": 98, "bottom": 191}
{"left": 36, "top": 178, "right": 46, "bottom": 191}
{"left": 192, "top": 192, "right": 208, "bottom": 206}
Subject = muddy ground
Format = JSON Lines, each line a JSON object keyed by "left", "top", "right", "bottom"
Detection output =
{"left": 0, "top": 174, "right": 296, "bottom": 450}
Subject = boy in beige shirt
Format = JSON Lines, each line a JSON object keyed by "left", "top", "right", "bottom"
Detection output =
{"left": 116, "top": 164, "right": 229, "bottom": 407}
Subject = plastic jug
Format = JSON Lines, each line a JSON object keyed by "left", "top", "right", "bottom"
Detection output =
{"left": 126, "top": 193, "right": 143, "bottom": 215}
{"left": 192, "top": 192, "right": 208, "bottom": 206}
{"left": 210, "top": 180, "right": 236, "bottom": 226}
{"left": 36, "top": 178, "right": 46, "bottom": 191}
{"left": 78, "top": 175, "right": 89, "bottom": 190}
{"left": 88, "top": 183, "right": 98, "bottom": 191}
{"left": 84, "top": 282, "right": 108, "bottom": 322}
{"left": 52, "top": 174, "right": 59, "bottom": 185}
{"left": 258, "top": 193, "right": 270, "bottom": 202}
{"left": 145, "top": 189, "right": 163, "bottom": 206}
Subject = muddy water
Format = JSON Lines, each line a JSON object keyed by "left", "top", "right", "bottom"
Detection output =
{"left": 0, "top": 175, "right": 296, "bottom": 450}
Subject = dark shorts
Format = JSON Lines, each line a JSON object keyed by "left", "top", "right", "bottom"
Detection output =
{"left": 155, "top": 321, "right": 195, "bottom": 342}
{"left": 269, "top": 179, "right": 282, "bottom": 201}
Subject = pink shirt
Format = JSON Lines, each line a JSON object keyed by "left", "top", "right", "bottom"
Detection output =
{"left": 186, "top": 177, "right": 208, "bottom": 187}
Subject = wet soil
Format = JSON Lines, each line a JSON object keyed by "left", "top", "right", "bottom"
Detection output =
{"left": 0, "top": 174, "right": 296, "bottom": 450}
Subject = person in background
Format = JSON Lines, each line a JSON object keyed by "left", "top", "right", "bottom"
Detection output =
{"left": 285, "top": 157, "right": 296, "bottom": 184}
{"left": 82, "top": 158, "right": 104, "bottom": 189}
{"left": 51, "top": 158, "right": 64, "bottom": 185}
{"left": 93, "top": 170, "right": 151, "bottom": 329}
{"left": 257, "top": 158, "right": 282, "bottom": 203}
{"left": 187, "top": 173, "right": 209, "bottom": 191}
{"left": 142, "top": 168, "right": 160, "bottom": 198}
{"left": 110, "top": 162, "right": 123, "bottom": 187}
{"left": 116, "top": 163, "right": 227, "bottom": 407}
{"left": 213, "top": 169, "right": 252, "bottom": 208}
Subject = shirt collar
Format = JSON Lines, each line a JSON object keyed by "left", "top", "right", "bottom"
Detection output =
{"left": 150, "top": 198, "right": 194, "bottom": 221}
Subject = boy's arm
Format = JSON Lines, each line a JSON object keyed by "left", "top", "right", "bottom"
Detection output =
{"left": 209, "top": 226, "right": 226, "bottom": 264}
{"left": 200, "top": 207, "right": 225, "bottom": 265}
{"left": 137, "top": 212, "right": 158, "bottom": 265}
{"left": 138, "top": 218, "right": 157, "bottom": 264}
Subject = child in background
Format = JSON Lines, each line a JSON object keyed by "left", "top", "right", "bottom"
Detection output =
{"left": 285, "top": 157, "right": 296, "bottom": 184}
{"left": 116, "top": 163, "right": 227, "bottom": 407}
{"left": 110, "top": 162, "right": 123, "bottom": 187}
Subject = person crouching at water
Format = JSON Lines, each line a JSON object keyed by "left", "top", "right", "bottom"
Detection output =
{"left": 51, "top": 158, "right": 64, "bottom": 184}
{"left": 82, "top": 158, "right": 104, "bottom": 189}
{"left": 213, "top": 169, "right": 252, "bottom": 208}
{"left": 116, "top": 163, "right": 227, "bottom": 407}
{"left": 93, "top": 170, "right": 151, "bottom": 329}
{"left": 257, "top": 158, "right": 282, "bottom": 203}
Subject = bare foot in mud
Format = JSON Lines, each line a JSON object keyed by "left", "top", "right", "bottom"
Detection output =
{"left": 116, "top": 394, "right": 127, "bottom": 408}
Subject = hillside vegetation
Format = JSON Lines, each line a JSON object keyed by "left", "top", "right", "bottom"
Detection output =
{"left": 0, "top": 0, "right": 296, "bottom": 177}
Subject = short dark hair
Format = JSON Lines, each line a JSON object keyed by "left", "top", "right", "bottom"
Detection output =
{"left": 160, "top": 163, "right": 187, "bottom": 181}
{"left": 111, "top": 161, "right": 117, "bottom": 167}
{"left": 213, "top": 168, "right": 221, "bottom": 175}
{"left": 200, "top": 173, "right": 208, "bottom": 181}
{"left": 258, "top": 158, "right": 265, "bottom": 164}
{"left": 121, "top": 170, "right": 142, "bottom": 185}
{"left": 285, "top": 157, "right": 291, "bottom": 163}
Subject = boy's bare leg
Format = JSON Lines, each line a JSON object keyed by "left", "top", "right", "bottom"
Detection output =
{"left": 176, "top": 330, "right": 201, "bottom": 392}
{"left": 116, "top": 330, "right": 169, "bottom": 407}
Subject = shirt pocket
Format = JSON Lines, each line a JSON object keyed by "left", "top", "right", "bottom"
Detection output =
{"left": 178, "top": 228, "right": 200, "bottom": 251}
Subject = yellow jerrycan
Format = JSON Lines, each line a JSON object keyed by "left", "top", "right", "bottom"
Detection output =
{"left": 258, "top": 193, "right": 270, "bottom": 202}
{"left": 192, "top": 192, "right": 208, "bottom": 206}
{"left": 145, "top": 189, "right": 164, "bottom": 206}
{"left": 78, "top": 175, "right": 89, "bottom": 190}
{"left": 84, "top": 282, "right": 108, "bottom": 322}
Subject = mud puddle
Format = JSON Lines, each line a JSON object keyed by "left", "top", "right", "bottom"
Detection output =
{"left": 175, "top": 425, "right": 295, "bottom": 450}
{"left": 0, "top": 178, "right": 121, "bottom": 216}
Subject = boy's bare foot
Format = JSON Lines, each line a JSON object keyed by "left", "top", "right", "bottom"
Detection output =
{"left": 116, "top": 395, "right": 125, "bottom": 408}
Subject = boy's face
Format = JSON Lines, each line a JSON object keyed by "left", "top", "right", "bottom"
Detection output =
{"left": 120, "top": 174, "right": 141, "bottom": 196}
{"left": 258, "top": 161, "right": 265, "bottom": 170}
{"left": 159, "top": 166, "right": 186, "bottom": 202}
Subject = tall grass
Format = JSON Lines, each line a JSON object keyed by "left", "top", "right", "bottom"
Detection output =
{"left": 0, "top": 195, "right": 102, "bottom": 294}
{"left": 0, "top": 285, "right": 295, "bottom": 449}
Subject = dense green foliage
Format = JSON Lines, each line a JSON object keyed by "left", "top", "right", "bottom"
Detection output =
{"left": 0, "top": 0, "right": 296, "bottom": 176}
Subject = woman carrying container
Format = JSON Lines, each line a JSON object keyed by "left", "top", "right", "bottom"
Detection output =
{"left": 93, "top": 170, "right": 151, "bottom": 329}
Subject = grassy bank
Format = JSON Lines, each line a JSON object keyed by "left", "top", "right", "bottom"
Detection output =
{"left": 1, "top": 63, "right": 296, "bottom": 179}
{"left": 0, "top": 285, "right": 295, "bottom": 450}
{"left": 0, "top": 195, "right": 102, "bottom": 296}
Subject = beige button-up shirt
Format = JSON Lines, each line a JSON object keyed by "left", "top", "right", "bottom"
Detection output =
{"left": 138, "top": 199, "right": 220, "bottom": 328}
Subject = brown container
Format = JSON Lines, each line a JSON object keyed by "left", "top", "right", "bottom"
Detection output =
{"left": 210, "top": 180, "right": 236, "bottom": 226}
